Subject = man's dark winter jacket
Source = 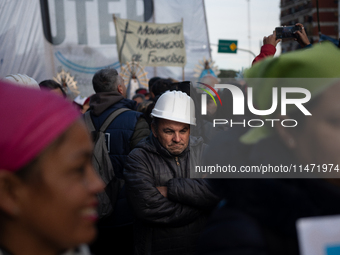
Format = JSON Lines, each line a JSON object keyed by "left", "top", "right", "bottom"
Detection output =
{"left": 197, "top": 132, "right": 340, "bottom": 255}
{"left": 89, "top": 91, "right": 150, "bottom": 225}
{"left": 88, "top": 91, "right": 150, "bottom": 255}
{"left": 124, "top": 133, "right": 220, "bottom": 255}
{"left": 89, "top": 91, "right": 150, "bottom": 179}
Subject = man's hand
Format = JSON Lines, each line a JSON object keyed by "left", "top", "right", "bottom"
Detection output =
{"left": 263, "top": 31, "right": 281, "bottom": 47}
{"left": 156, "top": 186, "right": 168, "bottom": 197}
{"left": 294, "top": 23, "right": 311, "bottom": 48}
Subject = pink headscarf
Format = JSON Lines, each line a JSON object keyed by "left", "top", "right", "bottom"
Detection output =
{"left": 0, "top": 80, "right": 80, "bottom": 172}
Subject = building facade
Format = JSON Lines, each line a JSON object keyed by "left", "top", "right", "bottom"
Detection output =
{"left": 280, "top": 0, "right": 338, "bottom": 52}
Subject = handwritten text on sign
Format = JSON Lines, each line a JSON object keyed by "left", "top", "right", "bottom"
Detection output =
{"left": 114, "top": 16, "right": 186, "bottom": 67}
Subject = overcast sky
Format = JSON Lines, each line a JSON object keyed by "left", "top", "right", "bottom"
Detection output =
{"left": 205, "top": 0, "right": 281, "bottom": 71}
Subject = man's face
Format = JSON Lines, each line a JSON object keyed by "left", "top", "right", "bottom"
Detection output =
{"left": 152, "top": 118, "right": 190, "bottom": 155}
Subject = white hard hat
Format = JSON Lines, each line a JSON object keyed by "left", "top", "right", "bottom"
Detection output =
{"left": 4, "top": 74, "right": 40, "bottom": 89}
{"left": 151, "top": 90, "right": 196, "bottom": 125}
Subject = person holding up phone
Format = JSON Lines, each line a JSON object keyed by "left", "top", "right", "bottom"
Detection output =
{"left": 252, "top": 23, "right": 311, "bottom": 65}
{"left": 293, "top": 23, "right": 312, "bottom": 48}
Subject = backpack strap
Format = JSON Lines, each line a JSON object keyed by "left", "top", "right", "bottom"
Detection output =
{"left": 84, "top": 108, "right": 131, "bottom": 133}
{"left": 83, "top": 111, "right": 95, "bottom": 132}
{"left": 99, "top": 108, "right": 131, "bottom": 132}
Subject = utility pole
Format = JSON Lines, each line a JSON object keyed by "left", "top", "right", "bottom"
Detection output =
{"left": 247, "top": 0, "right": 251, "bottom": 64}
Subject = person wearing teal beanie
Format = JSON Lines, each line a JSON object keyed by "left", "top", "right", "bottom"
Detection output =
{"left": 241, "top": 41, "right": 340, "bottom": 144}
{"left": 198, "top": 42, "right": 340, "bottom": 255}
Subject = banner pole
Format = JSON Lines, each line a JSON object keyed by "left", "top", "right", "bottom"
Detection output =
{"left": 112, "top": 14, "right": 122, "bottom": 69}
{"left": 152, "top": 0, "right": 157, "bottom": 77}
{"left": 182, "top": 18, "right": 185, "bottom": 81}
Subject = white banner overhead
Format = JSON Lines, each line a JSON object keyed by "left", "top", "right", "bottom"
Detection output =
{"left": 0, "top": 0, "right": 211, "bottom": 97}
{"left": 114, "top": 16, "right": 186, "bottom": 67}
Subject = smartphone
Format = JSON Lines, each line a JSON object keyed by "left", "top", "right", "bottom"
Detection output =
{"left": 275, "top": 26, "right": 302, "bottom": 40}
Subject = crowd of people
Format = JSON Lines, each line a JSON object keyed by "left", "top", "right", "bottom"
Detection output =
{"left": 1, "top": 23, "right": 340, "bottom": 255}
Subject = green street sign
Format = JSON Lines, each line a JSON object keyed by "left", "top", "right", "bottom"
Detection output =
{"left": 218, "top": 40, "right": 238, "bottom": 53}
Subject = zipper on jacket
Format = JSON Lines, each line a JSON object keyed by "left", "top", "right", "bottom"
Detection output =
{"left": 175, "top": 157, "right": 180, "bottom": 166}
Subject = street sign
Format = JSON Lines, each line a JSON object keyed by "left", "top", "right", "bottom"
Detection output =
{"left": 218, "top": 40, "right": 238, "bottom": 53}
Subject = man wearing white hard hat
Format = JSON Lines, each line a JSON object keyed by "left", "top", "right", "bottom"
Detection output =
{"left": 124, "top": 90, "right": 219, "bottom": 255}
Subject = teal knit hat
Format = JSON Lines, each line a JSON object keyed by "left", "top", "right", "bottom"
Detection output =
{"left": 240, "top": 42, "right": 340, "bottom": 144}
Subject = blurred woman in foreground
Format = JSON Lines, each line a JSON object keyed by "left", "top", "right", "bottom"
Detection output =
{"left": 0, "top": 81, "right": 104, "bottom": 255}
